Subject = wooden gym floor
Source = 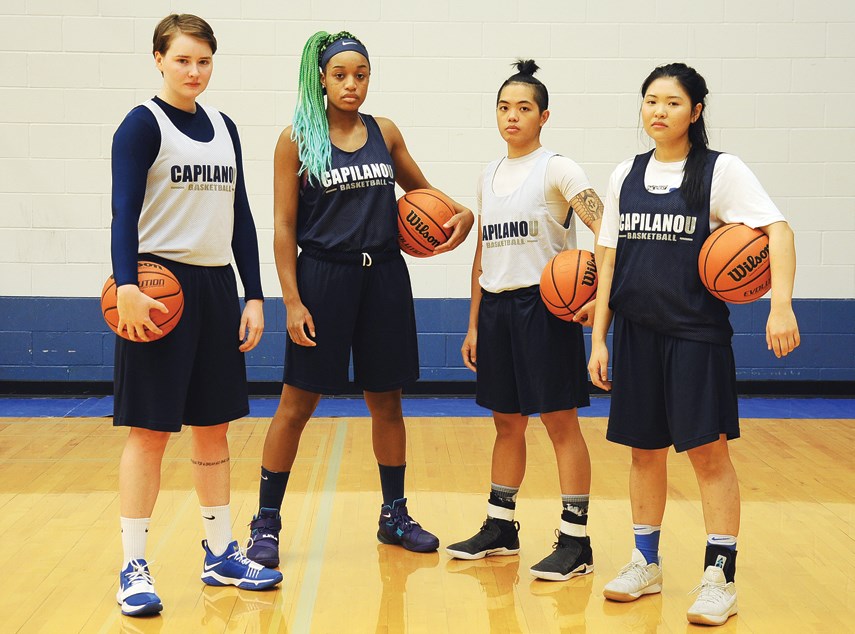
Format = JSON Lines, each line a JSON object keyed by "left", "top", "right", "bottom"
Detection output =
{"left": 0, "top": 405, "right": 852, "bottom": 633}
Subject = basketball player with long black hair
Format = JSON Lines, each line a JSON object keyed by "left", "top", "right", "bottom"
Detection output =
{"left": 111, "top": 14, "right": 281, "bottom": 617}
{"left": 246, "top": 31, "right": 474, "bottom": 567}
{"left": 445, "top": 60, "right": 603, "bottom": 582}
{"left": 588, "top": 62, "right": 799, "bottom": 625}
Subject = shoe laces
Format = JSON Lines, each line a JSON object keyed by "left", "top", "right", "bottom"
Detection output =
{"left": 615, "top": 559, "right": 650, "bottom": 586}
{"left": 392, "top": 510, "right": 420, "bottom": 532}
{"left": 689, "top": 578, "right": 730, "bottom": 603}
{"left": 125, "top": 560, "right": 155, "bottom": 586}
{"left": 229, "top": 543, "right": 259, "bottom": 567}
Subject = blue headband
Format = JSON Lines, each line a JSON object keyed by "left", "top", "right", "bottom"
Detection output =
{"left": 320, "top": 38, "right": 370, "bottom": 69}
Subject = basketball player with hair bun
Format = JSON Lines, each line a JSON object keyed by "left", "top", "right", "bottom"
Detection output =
{"left": 245, "top": 30, "right": 474, "bottom": 566}
{"left": 588, "top": 62, "right": 799, "bottom": 625}
{"left": 111, "top": 13, "right": 281, "bottom": 618}
{"left": 446, "top": 60, "right": 604, "bottom": 583}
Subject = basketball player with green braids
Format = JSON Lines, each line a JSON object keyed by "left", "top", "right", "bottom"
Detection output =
{"left": 246, "top": 31, "right": 474, "bottom": 566}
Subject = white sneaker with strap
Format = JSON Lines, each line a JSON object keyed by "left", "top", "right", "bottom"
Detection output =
{"left": 602, "top": 548, "right": 663, "bottom": 602}
{"left": 687, "top": 565, "right": 738, "bottom": 625}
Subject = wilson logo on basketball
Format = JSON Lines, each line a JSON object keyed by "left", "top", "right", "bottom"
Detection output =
{"left": 726, "top": 244, "right": 769, "bottom": 282}
{"left": 581, "top": 258, "right": 597, "bottom": 287}
{"left": 404, "top": 211, "right": 442, "bottom": 248}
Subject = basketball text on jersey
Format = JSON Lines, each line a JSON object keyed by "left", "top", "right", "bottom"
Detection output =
{"left": 320, "top": 162, "right": 394, "bottom": 191}
{"left": 170, "top": 164, "right": 235, "bottom": 192}
{"left": 482, "top": 219, "right": 539, "bottom": 248}
{"left": 619, "top": 212, "right": 697, "bottom": 242}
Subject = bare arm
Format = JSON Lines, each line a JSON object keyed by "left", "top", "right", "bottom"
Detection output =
{"left": 568, "top": 187, "right": 604, "bottom": 326}
{"left": 273, "top": 127, "right": 316, "bottom": 347}
{"left": 761, "top": 220, "right": 800, "bottom": 357}
{"left": 461, "top": 217, "right": 483, "bottom": 372}
{"left": 376, "top": 117, "right": 474, "bottom": 252}
{"left": 588, "top": 247, "right": 616, "bottom": 390}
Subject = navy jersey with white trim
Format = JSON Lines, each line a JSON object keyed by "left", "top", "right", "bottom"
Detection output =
{"left": 296, "top": 114, "right": 398, "bottom": 253}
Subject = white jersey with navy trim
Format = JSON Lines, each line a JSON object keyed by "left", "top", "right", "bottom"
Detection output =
{"left": 478, "top": 147, "right": 591, "bottom": 293}
{"left": 138, "top": 100, "right": 237, "bottom": 266}
{"left": 599, "top": 152, "right": 784, "bottom": 249}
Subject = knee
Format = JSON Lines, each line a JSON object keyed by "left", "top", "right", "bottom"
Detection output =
{"left": 688, "top": 444, "right": 732, "bottom": 479}
{"left": 127, "top": 428, "right": 170, "bottom": 455}
{"left": 364, "top": 391, "right": 403, "bottom": 422}
{"left": 541, "top": 413, "right": 581, "bottom": 445}
{"left": 192, "top": 423, "right": 229, "bottom": 450}
{"left": 631, "top": 447, "right": 668, "bottom": 470}
{"left": 494, "top": 416, "right": 527, "bottom": 441}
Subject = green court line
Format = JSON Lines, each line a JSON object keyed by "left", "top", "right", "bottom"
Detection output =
{"left": 291, "top": 419, "right": 348, "bottom": 633}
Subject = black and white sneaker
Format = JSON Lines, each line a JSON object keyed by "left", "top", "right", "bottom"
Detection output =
{"left": 529, "top": 532, "right": 594, "bottom": 581}
{"left": 445, "top": 517, "right": 520, "bottom": 560}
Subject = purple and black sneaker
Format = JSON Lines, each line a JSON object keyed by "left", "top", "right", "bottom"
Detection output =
{"left": 377, "top": 498, "right": 439, "bottom": 553}
{"left": 246, "top": 507, "right": 282, "bottom": 568}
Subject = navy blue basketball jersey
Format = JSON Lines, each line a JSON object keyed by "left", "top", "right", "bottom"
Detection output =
{"left": 609, "top": 150, "right": 732, "bottom": 345}
{"left": 297, "top": 114, "right": 398, "bottom": 253}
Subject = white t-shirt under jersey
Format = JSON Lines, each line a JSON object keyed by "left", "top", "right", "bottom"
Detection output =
{"left": 476, "top": 146, "right": 591, "bottom": 230}
{"left": 598, "top": 153, "right": 784, "bottom": 249}
{"left": 477, "top": 146, "right": 592, "bottom": 293}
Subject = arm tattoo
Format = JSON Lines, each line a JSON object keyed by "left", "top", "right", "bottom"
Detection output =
{"left": 567, "top": 188, "right": 604, "bottom": 228}
{"left": 190, "top": 457, "right": 230, "bottom": 467}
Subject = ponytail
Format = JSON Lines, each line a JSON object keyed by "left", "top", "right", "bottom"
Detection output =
{"left": 641, "top": 62, "right": 709, "bottom": 211}
{"left": 291, "top": 30, "right": 363, "bottom": 184}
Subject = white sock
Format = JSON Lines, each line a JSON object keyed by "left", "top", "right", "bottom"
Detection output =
{"left": 201, "top": 504, "right": 233, "bottom": 556}
{"left": 121, "top": 516, "right": 151, "bottom": 567}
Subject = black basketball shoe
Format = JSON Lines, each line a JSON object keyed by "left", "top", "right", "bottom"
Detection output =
{"left": 529, "top": 531, "right": 594, "bottom": 581}
{"left": 445, "top": 517, "right": 521, "bottom": 560}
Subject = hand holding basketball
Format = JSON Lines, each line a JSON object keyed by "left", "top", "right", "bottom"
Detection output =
{"left": 397, "top": 189, "right": 456, "bottom": 257}
{"left": 540, "top": 249, "right": 598, "bottom": 321}
{"left": 116, "top": 285, "right": 168, "bottom": 342}
{"left": 101, "top": 261, "right": 184, "bottom": 342}
{"left": 433, "top": 205, "right": 475, "bottom": 255}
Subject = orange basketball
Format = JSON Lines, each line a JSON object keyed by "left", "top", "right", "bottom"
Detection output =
{"left": 397, "top": 189, "right": 455, "bottom": 257}
{"left": 699, "top": 223, "right": 770, "bottom": 304}
{"left": 101, "top": 261, "right": 184, "bottom": 341}
{"left": 540, "top": 249, "right": 598, "bottom": 321}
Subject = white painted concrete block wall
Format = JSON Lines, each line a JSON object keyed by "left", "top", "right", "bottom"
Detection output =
{"left": 0, "top": 0, "right": 852, "bottom": 298}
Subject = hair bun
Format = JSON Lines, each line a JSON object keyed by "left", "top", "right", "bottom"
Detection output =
{"left": 514, "top": 59, "right": 540, "bottom": 76}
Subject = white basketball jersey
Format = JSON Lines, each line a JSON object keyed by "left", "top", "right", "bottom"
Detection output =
{"left": 138, "top": 100, "right": 236, "bottom": 266}
{"left": 479, "top": 150, "right": 577, "bottom": 293}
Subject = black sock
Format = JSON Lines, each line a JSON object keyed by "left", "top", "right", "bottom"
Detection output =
{"left": 704, "top": 544, "right": 738, "bottom": 582}
{"left": 378, "top": 463, "right": 406, "bottom": 505}
{"left": 258, "top": 466, "right": 290, "bottom": 512}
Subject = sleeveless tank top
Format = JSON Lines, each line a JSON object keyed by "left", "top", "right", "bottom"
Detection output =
{"left": 297, "top": 114, "right": 398, "bottom": 253}
{"left": 609, "top": 150, "right": 732, "bottom": 344}
{"left": 479, "top": 150, "right": 577, "bottom": 293}
{"left": 138, "top": 100, "right": 236, "bottom": 266}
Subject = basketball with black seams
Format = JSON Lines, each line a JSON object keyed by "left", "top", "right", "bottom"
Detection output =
{"left": 699, "top": 223, "right": 771, "bottom": 304}
{"left": 540, "top": 249, "right": 598, "bottom": 321}
{"left": 101, "top": 261, "right": 184, "bottom": 341}
{"left": 397, "top": 189, "right": 455, "bottom": 257}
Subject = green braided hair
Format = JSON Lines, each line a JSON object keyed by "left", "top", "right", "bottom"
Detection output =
{"left": 291, "top": 30, "right": 363, "bottom": 184}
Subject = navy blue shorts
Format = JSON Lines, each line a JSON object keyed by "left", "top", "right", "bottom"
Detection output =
{"left": 283, "top": 250, "right": 419, "bottom": 394}
{"left": 475, "top": 286, "right": 590, "bottom": 416}
{"left": 607, "top": 314, "right": 739, "bottom": 452}
{"left": 113, "top": 254, "right": 249, "bottom": 432}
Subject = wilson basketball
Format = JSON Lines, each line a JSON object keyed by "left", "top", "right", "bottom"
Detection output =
{"left": 397, "top": 189, "right": 455, "bottom": 258}
{"left": 539, "top": 249, "right": 598, "bottom": 321}
{"left": 699, "top": 223, "right": 771, "bottom": 304}
{"left": 101, "top": 261, "right": 184, "bottom": 341}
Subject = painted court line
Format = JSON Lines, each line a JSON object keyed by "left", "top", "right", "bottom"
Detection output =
{"left": 291, "top": 419, "right": 348, "bottom": 633}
